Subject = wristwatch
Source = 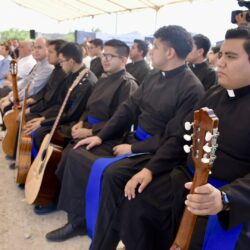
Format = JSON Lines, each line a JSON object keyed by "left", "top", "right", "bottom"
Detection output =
{"left": 221, "top": 191, "right": 230, "bottom": 211}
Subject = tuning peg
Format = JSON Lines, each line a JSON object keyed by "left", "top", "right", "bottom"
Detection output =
{"left": 214, "top": 131, "right": 220, "bottom": 138}
{"left": 203, "top": 144, "right": 211, "bottom": 153}
{"left": 183, "top": 145, "right": 191, "bottom": 153}
{"left": 201, "top": 158, "right": 209, "bottom": 164}
{"left": 205, "top": 131, "right": 213, "bottom": 141}
{"left": 183, "top": 134, "right": 192, "bottom": 141}
{"left": 184, "top": 122, "right": 193, "bottom": 131}
{"left": 209, "top": 170, "right": 212, "bottom": 175}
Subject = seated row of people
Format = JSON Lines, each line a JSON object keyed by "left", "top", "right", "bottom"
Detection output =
{"left": 0, "top": 33, "right": 217, "bottom": 114}
{"left": 3, "top": 25, "right": 247, "bottom": 250}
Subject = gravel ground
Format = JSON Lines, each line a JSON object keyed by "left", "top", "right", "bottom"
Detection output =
{"left": 0, "top": 144, "right": 91, "bottom": 250}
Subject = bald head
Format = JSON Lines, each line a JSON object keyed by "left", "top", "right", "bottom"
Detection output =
{"left": 19, "top": 40, "right": 34, "bottom": 58}
{"left": 32, "top": 37, "right": 48, "bottom": 61}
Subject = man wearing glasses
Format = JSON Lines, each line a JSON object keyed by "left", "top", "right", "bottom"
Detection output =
{"left": 26, "top": 42, "right": 97, "bottom": 158}
{"left": 43, "top": 39, "right": 138, "bottom": 241}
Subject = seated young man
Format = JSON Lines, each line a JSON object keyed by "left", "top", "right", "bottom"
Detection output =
{"left": 23, "top": 42, "right": 97, "bottom": 153}
{"left": 45, "top": 25, "right": 204, "bottom": 243}
{"left": 25, "top": 39, "right": 68, "bottom": 121}
{"left": 89, "top": 38, "right": 104, "bottom": 79}
{"left": 33, "top": 39, "right": 138, "bottom": 214}
{"left": 8, "top": 39, "right": 68, "bottom": 170}
{"left": 187, "top": 33, "right": 217, "bottom": 91}
{"left": 107, "top": 27, "right": 250, "bottom": 250}
{"left": 125, "top": 39, "right": 151, "bottom": 85}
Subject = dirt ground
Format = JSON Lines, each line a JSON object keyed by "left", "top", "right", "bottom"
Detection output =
{"left": 0, "top": 144, "right": 91, "bottom": 250}
{"left": 0, "top": 144, "right": 125, "bottom": 250}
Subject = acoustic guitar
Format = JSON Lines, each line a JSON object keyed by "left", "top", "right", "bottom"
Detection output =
{"left": 25, "top": 68, "right": 89, "bottom": 205}
{"left": 2, "top": 59, "right": 21, "bottom": 158}
{"left": 170, "top": 107, "right": 219, "bottom": 250}
{"left": 15, "top": 82, "right": 32, "bottom": 184}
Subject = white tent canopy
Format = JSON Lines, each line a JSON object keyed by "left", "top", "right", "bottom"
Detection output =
{"left": 13, "top": 0, "right": 198, "bottom": 21}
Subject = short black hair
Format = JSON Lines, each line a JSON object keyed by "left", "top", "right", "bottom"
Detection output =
{"left": 134, "top": 39, "right": 148, "bottom": 57}
{"left": 59, "top": 42, "right": 82, "bottom": 63}
{"left": 48, "top": 39, "right": 67, "bottom": 55}
{"left": 225, "top": 27, "right": 250, "bottom": 57}
{"left": 154, "top": 25, "right": 193, "bottom": 59}
{"left": 193, "top": 34, "right": 211, "bottom": 58}
{"left": 104, "top": 39, "right": 130, "bottom": 57}
{"left": 211, "top": 45, "right": 220, "bottom": 54}
{"left": 89, "top": 38, "right": 103, "bottom": 49}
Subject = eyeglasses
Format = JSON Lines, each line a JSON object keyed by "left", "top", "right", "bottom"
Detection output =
{"left": 101, "top": 53, "right": 122, "bottom": 61}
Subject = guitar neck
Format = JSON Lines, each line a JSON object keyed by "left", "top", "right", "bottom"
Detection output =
{"left": 171, "top": 168, "right": 209, "bottom": 250}
{"left": 12, "top": 74, "right": 20, "bottom": 107}
{"left": 48, "top": 69, "right": 88, "bottom": 143}
{"left": 20, "top": 82, "right": 30, "bottom": 128}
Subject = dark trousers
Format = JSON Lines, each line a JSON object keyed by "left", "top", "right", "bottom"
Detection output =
{"left": 55, "top": 139, "right": 124, "bottom": 227}
{"left": 91, "top": 154, "right": 152, "bottom": 250}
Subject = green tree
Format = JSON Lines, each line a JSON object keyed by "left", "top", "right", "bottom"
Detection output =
{"left": 65, "top": 32, "right": 74, "bottom": 42}
{"left": 0, "top": 28, "right": 29, "bottom": 42}
{"left": 91, "top": 27, "right": 101, "bottom": 33}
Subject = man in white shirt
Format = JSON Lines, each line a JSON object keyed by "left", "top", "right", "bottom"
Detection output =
{"left": 0, "top": 40, "right": 36, "bottom": 98}
{"left": 0, "top": 37, "right": 53, "bottom": 113}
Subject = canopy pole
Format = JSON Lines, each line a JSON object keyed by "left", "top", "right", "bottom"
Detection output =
{"left": 115, "top": 13, "right": 118, "bottom": 35}
{"left": 154, "top": 7, "right": 160, "bottom": 31}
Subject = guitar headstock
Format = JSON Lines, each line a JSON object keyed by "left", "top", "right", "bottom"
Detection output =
{"left": 10, "top": 59, "right": 18, "bottom": 76}
{"left": 184, "top": 107, "right": 219, "bottom": 173}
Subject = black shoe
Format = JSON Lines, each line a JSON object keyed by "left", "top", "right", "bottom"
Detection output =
{"left": 9, "top": 162, "right": 16, "bottom": 170}
{"left": 46, "top": 223, "right": 86, "bottom": 242}
{"left": 34, "top": 203, "right": 57, "bottom": 215}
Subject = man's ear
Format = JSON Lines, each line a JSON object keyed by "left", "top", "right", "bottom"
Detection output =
{"left": 197, "top": 48, "right": 205, "bottom": 58}
{"left": 166, "top": 47, "right": 176, "bottom": 59}
{"left": 121, "top": 56, "right": 128, "bottom": 64}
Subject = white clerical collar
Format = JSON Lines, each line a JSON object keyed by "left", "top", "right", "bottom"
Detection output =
{"left": 227, "top": 89, "right": 235, "bottom": 97}
{"left": 161, "top": 72, "right": 166, "bottom": 77}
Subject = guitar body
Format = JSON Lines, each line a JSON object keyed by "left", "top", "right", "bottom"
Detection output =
{"left": 15, "top": 82, "right": 32, "bottom": 184}
{"left": 2, "top": 109, "right": 20, "bottom": 157}
{"left": 25, "top": 134, "right": 62, "bottom": 205}
{"left": 24, "top": 69, "right": 88, "bottom": 206}
{"left": 15, "top": 134, "right": 32, "bottom": 184}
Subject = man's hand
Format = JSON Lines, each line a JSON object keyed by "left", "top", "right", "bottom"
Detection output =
{"left": 184, "top": 182, "right": 223, "bottom": 216}
{"left": 26, "top": 98, "right": 36, "bottom": 106}
{"left": 23, "top": 117, "right": 45, "bottom": 135}
{"left": 124, "top": 168, "right": 153, "bottom": 200}
{"left": 25, "top": 107, "right": 30, "bottom": 115}
{"left": 113, "top": 144, "right": 132, "bottom": 156}
{"left": 72, "top": 128, "right": 92, "bottom": 139}
{"left": 73, "top": 136, "right": 102, "bottom": 150}
{"left": 71, "top": 120, "right": 83, "bottom": 134}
